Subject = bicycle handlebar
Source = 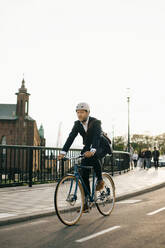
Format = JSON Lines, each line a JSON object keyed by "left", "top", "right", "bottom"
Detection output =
{"left": 62, "top": 155, "right": 84, "bottom": 161}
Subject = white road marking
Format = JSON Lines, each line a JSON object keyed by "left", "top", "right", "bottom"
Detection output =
{"left": 75, "top": 226, "right": 121, "bottom": 243}
{"left": 0, "top": 213, "right": 17, "bottom": 219}
{"left": 0, "top": 220, "right": 49, "bottom": 231}
{"left": 117, "top": 199, "right": 142, "bottom": 204}
{"left": 147, "top": 207, "right": 165, "bottom": 216}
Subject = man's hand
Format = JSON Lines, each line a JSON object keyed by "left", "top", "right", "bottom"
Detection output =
{"left": 84, "top": 151, "right": 94, "bottom": 158}
{"left": 58, "top": 154, "right": 65, "bottom": 160}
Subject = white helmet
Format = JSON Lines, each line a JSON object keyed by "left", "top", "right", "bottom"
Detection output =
{"left": 76, "top": 102, "right": 90, "bottom": 112}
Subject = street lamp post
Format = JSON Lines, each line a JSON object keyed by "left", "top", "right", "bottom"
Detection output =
{"left": 127, "top": 88, "right": 130, "bottom": 152}
{"left": 112, "top": 118, "right": 115, "bottom": 150}
{"left": 112, "top": 124, "right": 115, "bottom": 149}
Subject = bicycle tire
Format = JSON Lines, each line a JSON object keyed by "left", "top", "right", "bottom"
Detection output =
{"left": 95, "top": 172, "right": 115, "bottom": 216}
{"left": 54, "top": 175, "right": 85, "bottom": 226}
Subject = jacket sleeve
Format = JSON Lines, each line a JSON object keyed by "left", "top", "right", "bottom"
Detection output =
{"left": 62, "top": 121, "right": 79, "bottom": 153}
{"left": 91, "top": 120, "right": 102, "bottom": 150}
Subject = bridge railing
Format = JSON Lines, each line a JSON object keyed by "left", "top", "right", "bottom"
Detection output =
{"left": 0, "top": 145, "right": 130, "bottom": 187}
{"left": 103, "top": 151, "right": 131, "bottom": 176}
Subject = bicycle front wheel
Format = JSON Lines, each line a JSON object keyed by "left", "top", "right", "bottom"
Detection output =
{"left": 95, "top": 172, "right": 115, "bottom": 216}
{"left": 54, "top": 175, "right": 85, "bottom": 226}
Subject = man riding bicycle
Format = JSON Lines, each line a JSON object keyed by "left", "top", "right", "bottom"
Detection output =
{"left": 58, "top": 102, "right": 112, "bottom": 210}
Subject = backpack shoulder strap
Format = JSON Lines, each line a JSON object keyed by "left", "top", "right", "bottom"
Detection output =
{"left": 102, "top": 132, "right": 112, "bottom": 144}
{"left": 87, "top": 119, "right": 111, "bottom": 144}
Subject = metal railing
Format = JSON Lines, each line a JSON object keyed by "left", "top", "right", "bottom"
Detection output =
{"left": 0, "top": 145, "right": 130, "bottom": 187}
{"left": 103, "top": 151, "right": 131, "bottom": 176}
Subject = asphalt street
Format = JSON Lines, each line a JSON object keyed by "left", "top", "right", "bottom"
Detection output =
{"left": 1, "top": 187, "right": 165, "bottom": 248}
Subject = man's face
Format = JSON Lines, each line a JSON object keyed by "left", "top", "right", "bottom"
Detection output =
{"left": 76, "top": 110, "right": 89, "bottom": 122}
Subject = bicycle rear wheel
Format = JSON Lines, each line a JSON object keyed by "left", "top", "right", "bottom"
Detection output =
{"left": 95, "top": 172, "right": 115, "bottom": 216}
{"left": 54, "top": 175, "right": 85, "bottom": 226}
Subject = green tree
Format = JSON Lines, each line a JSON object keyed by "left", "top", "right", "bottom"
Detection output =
{"left": 154, "top": 133, "right": 165, "bottom": 154}
{"left": 114, "top": 136, "right": 126, "bottom": 151}
{"left": 131, "top": 134, "right": 154, "bottom": 152}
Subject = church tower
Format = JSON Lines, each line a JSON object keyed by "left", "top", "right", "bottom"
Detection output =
{"left": 15, "top": 78, "right": 30, "bottom": 118}
{"left": 15, "top": 79, "right": 30, "bottom": 145}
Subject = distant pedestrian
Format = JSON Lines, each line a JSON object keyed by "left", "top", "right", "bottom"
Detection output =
{"left": 144, "top": 148, "right": 152, "bottom": 170}
{"left": 130, "top": 146, "right": 134, "bottom": 169}
{"left": 152, "top": 147, "right": 160, "bottom": 170}
{"left": 132, "top": 151, "right": 138, "bottom": 168}
{"left": 137, "top": 149, "right": 145, "bottom": 168}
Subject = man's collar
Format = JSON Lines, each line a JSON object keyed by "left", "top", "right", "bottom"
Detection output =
{"left": 80, "top": 116, "right": 90, "bottom": 125}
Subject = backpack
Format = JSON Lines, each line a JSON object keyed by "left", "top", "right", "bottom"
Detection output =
{"left": 88, "top": 119, "right": 113, "bottom": 155}
{"left": 102, "top": 132, "right": 112, "bottom": 145}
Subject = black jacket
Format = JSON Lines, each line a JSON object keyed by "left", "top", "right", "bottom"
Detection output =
{"left": 138, "top": 151, "right": 145, "bottom": 158}
{"left": 62, "top": 116, "right": 112, "bottom": 158}
{"left": 144, "top": 150, "right": 152, "bottom": 159}
{"left": 152, "top": 150, "right": 160, "bottom": 159}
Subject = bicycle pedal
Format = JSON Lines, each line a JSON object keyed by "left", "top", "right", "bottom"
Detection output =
{"left": 83, "top": 209, "right": 90, "bottom": 213}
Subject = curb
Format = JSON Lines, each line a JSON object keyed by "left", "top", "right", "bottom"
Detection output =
{"left": 0, "top": 211, "right": 55, "bottom": 227}
{"left": 115, "top": 181, "right": 165, "bottom": 202}
{"left": 1, "top": 182, "right": 165, "bottom": 227}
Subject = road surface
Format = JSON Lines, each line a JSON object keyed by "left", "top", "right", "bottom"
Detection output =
{"left": 1, "top": 187, "right": 165, "bottom": 248}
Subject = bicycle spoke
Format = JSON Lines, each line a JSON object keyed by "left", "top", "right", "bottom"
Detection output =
{"left": 95, "top": 173, "right": 115, "bottom": 216}
{"left": 54, "top": 175, "right": 84, "bottom": 226}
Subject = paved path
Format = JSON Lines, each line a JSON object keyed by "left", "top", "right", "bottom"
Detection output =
{"left": 1, "top": 187, "right": 165, "bottom": 248}
{"left": 0, "top": 167, "right": 165, "bottom": 226}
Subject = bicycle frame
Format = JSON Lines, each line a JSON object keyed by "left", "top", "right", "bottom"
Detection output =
{"left": 68, "top": 162, "right": 97, "bottom": 203}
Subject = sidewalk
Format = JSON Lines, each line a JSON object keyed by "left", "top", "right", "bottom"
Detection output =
{"left": 0, "top": 167, "right": 165, "bottom": 226}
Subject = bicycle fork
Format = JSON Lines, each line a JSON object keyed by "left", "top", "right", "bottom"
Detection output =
{"left": 66, "top": 176, "right": 79, "bottom": 204}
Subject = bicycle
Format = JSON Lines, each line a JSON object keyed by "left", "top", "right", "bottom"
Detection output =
{"left": 54, "top": 155, "right": 115, "bottom": 226}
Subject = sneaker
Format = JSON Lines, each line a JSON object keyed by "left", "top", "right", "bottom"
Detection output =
{"left": 96, "top": 180, "right": 105, "bottom": 191}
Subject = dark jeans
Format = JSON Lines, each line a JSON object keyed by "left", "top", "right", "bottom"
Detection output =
{"left": 144, "top": 158, "right": 151, "bottom": 169}
{"left": 144, "top": 160, "right": 146, "bottom": 169}
{"left": 133, "top": 160, "right": 137, "bottom": 167}
{"left": 80, "top": 155, "right": 103, "bottom": 196}
{"left": 154, "top": 158, "right": 159, "bottom": 169}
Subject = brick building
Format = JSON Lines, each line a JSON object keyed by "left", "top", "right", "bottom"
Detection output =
{"left": 0, "top": 79, "right": 45, "bottom": 146}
